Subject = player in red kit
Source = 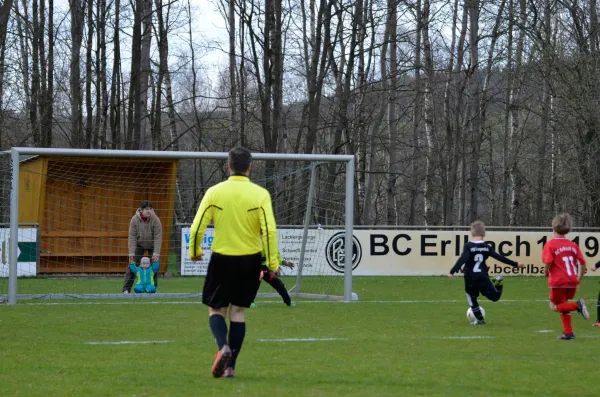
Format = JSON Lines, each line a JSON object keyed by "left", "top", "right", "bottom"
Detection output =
{"left": 542, "top": 213, "right": 590, "bottom": 340}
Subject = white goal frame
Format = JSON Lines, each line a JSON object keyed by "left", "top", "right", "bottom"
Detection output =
{"left": 7, "top": 147, "right": 355, "bottom": 304}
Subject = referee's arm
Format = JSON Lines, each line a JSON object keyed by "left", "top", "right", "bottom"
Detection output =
{"left": 189, "top": 189, "right": 214, "bottom": 260}
{"left": 259, "top": 192, "right": 279, "bottom": 271}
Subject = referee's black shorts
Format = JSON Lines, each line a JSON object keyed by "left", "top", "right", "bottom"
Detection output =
{"left": 202, "top": 252, "right": 262, "bottom": 309}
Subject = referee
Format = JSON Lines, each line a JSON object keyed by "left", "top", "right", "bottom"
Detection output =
{"left": 189, "top": 147, "right": 280, "bottom": 379}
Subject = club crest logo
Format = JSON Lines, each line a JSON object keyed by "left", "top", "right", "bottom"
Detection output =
{"left": 325, "top": 232, "right": 362, "bottom": 273}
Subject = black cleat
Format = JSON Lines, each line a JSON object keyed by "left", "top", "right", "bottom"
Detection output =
{"left": 491, "top": 275, "right": 504, "bottom": 288}
{"left": 557, "top": 333, "right": 575, "bottom": 340}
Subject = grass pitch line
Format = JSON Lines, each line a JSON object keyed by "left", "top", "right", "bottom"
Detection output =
{"left": 257, "top": 337, "right": 347, "bottom": 342}
{"left": 20, "top": 298, "right": 558, "bottom": 306}
{"left": 85, "top": 340, "right": 170, "bottom": 345}
{"left": 432, "top": 336, "right": 495, "bottom": 340}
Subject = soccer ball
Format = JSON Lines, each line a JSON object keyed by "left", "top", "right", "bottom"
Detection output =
{"left": 466, "top": 307, "right": 486, "bottom": 322}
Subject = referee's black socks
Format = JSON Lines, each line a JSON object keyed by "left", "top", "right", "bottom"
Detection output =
{"left": 209, "top": 314, "right": 228, "bottom": 350}
{"left": 228, "top": 321, "right": 246, "bottom": 370}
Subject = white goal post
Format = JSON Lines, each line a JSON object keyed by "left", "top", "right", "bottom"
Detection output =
{"left": 6, "top": 147, "right": 356, "bottom": 304}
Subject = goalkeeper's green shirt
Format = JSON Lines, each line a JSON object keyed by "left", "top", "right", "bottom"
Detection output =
{"left": 189, "top": 175, "right": 280, "bottom": 271}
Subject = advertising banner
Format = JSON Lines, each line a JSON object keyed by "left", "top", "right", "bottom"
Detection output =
{"left": 181, "top": 227, "right": 349, "bottom": 276}
{"left": 181, "top": 227, "right": 600, "bottom": 276}
{"left": 0, "top": 228, "right": 37, "bottom": 277}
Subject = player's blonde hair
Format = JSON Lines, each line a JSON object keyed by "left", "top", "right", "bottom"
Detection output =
{"left": 471, "top": 220, "right": 486, "bottom": 237}
{"left": 552, "top": 213, "right": 573, "bottom": 235}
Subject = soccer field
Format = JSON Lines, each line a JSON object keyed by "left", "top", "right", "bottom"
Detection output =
{"left": 1, "top": 276, "right": 599, "bottom": 397}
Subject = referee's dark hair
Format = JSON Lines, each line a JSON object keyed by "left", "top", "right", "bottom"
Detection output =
{"left": 229, "top": 147, "right": 252, "bottom": 174}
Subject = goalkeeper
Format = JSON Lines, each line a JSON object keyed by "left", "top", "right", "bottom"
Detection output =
{"left": 253, "top": 249, "right": 296, "bottom": 308}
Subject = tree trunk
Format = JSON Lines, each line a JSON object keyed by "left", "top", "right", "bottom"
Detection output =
{"left": 363, "top": 4, "right": 390, "bottom": 225}
{"left": 70, "top": 0, "right": 85, "bottom": 148}
{"left": 154, "top": 0, "right": 178, "bottom": 151}
{"left": 303, "top": 0, "right": 332, "bottom": 155}
{"left": 501, "top": 0, "right": 515, "bottom": 225}
{"left": 409, "top": 0, "right": 422, "bottom": 225}
{"left": 386, "top": 0, "right": 398, "bottom": 225}
{"left": 228, "top": 0, "right": 237, "bottom": 147}
{"left": 96, "top": 0, "right": 107, "bottom": 148}
{"left": 42, "top": 0, "right": 54, "bottom": 147}
{"left": 0, "top": 0, "right": 12, "bottom": 147}
{"left": 84, "top": 0, "right": 93, "bottom": 147}
{"left": 267, "top": 0, "right": 283, "bottom": 193}
{"left": 238, "top": 12, "right": 246, "bottom": 147}
{"left": 466, "top": 0, "right": 481, "bottom": 222}
{"left": 138, "top": 0, "right": 152, "bottom": 149}
{"left": 110, "top": 0, "right": 122, "bottom": 149}
{"left": 534, "top": 0, "right": 552, "bottom": 224}
{"left": 31, "top": 0, "right": 41, "bottom": 146}
{"left": 422, "top": 0, "right": 437, "bottom": 225}
{"left": 127, "top": 0, "right": 142, "bottom": 149}
{"left": 508, "top": 0, "right": 527, "bottom": 225}
{"left": 16, "top": 0, "right": 32, "bottom": 139}
{"left": 479, "top": 0, "right": 506, "bottom": 224}
{"left": 441, "top": 0, "right": 462, "bottom": 225}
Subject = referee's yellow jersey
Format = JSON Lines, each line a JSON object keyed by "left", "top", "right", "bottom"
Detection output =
{"left": 188, "top": 175, "right": 280, "bottom": 271}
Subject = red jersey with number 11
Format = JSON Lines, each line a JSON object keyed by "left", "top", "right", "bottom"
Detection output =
{"left": 541, "top": 237, "right": 586, "bottom": 288}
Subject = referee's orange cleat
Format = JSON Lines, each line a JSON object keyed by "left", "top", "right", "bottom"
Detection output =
{"left": 592, "top": 322, "right": 600, "bottom": 327}
{"left": 212, "top": 345, "right": 232, "bottom": 378}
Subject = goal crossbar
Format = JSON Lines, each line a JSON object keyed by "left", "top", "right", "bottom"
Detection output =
{"left": 7, "top": 147, "right": 356, "bottom": 304}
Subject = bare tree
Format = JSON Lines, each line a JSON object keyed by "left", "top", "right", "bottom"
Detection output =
{"left": 479, "top": 0, "right": 507, "bottom": 223}
{"left": 30, "top": 0, "right": 41, "bottom": 146}
{"left": 507, "top": 0, "right": 526, "bottom": 225}
{"left": 441, "top": 0, "right": 467, "bottom": 225}
{"left": 466, "top": 0, "right": 482, "bottom": 222}
{"left": 533, "top": 0, "right": 553, "bottom": 224}
{"left": 363, "top": 1, "right": 390, "bottom": 225}
{"left": 41, "top": 0, "right": 54, "bottom": 147}
{"left": 110, "top": 0, "right": 122, "bottom": 149}
{"left": 227, "top": 0, "right": 237, "bottom": 146}
{"left": 85, "top": 0, "right": 94, "bottom": 148}
{"left": 421, "top": 0, "right": 437, "bottom": 224}
{"left": 126, "top": 0, "right": 142, "bottom": 149}
{"left": 386, "top": 0, "right": 398, "bottom": 225}
{"left": 408, "top": 0, "right": 422, "bottom": 225}
{"left": 302, "top": 0, "right": 332, "bottom": 155}
{"left": 153, "top": 0, "right": 177, "bottom": 150}
{"left": 70, "top": 0, "right": 85, "bottom": 147}
{"left": 138, "top": 0, "right": 152, "bottom": 148}
{"left": 0, "top": 0, "right": 13, "bottom": 147}
{"left": 95, "top": 0, "right": 107, "bottom": 148}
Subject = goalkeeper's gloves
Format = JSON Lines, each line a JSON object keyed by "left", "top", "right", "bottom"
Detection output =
{"left": 281, "top": 260, "right": 295, "bottom": 269}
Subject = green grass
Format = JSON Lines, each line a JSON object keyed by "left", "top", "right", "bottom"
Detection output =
{"left": 1, "top": 276, "right": 600, "bottom": 396}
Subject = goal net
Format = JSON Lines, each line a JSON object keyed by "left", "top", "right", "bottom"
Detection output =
{"left": 1, "top": 148, "right": 356, "bottom": 304}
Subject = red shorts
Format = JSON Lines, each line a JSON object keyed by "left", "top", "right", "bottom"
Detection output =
{"left": 549, "top": 288, "right": 576, "bottom": 304}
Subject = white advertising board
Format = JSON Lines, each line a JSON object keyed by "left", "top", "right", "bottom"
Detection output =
{"left": 0, "top": 228, "right": 37, "bottom": 277}
{"left": 181, "top": 228, "right": 600, "bottom": 276}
